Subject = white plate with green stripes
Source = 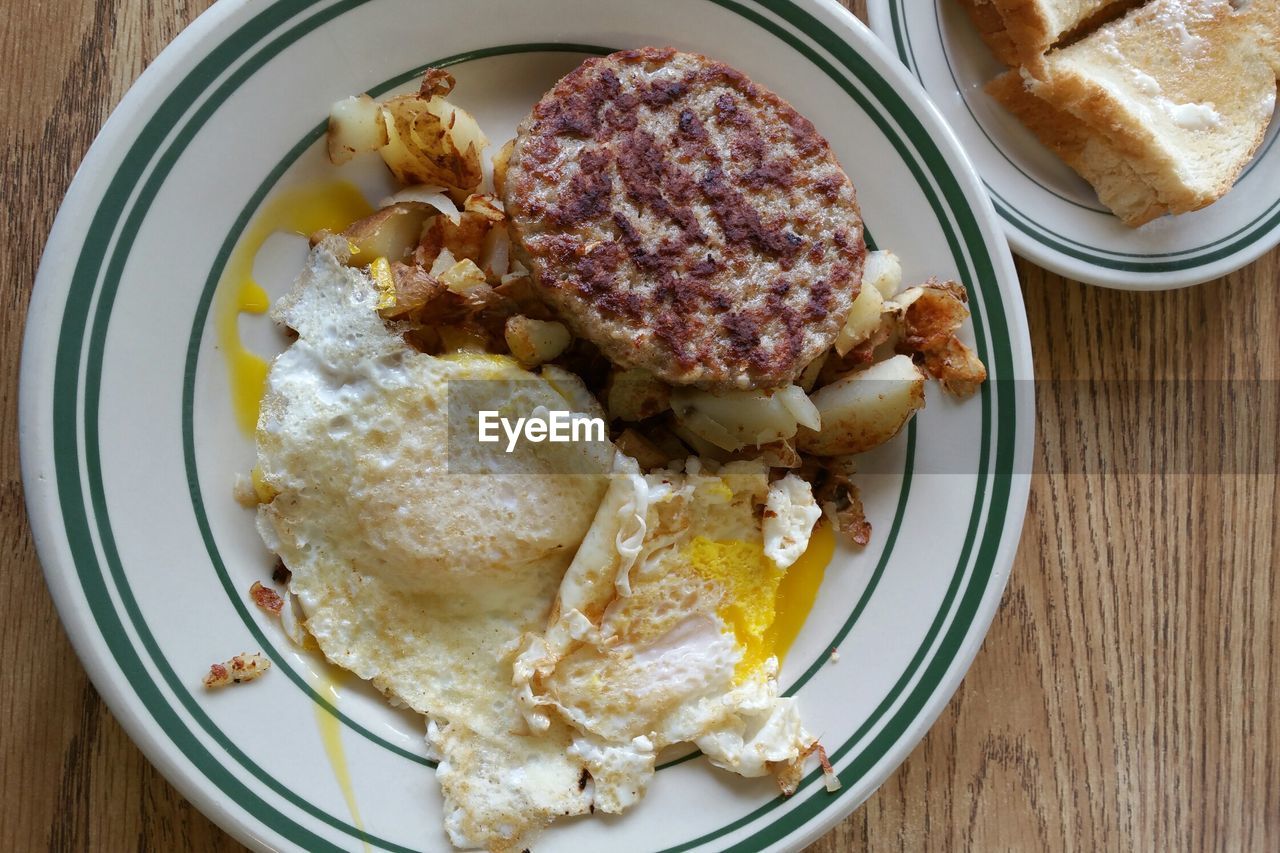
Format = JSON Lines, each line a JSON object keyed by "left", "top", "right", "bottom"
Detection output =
{"left": 868, "top": 0, "right": 1280, "bottom": 290}
{"left": 20, "top": 0, "right": 1033, "bottom": 850}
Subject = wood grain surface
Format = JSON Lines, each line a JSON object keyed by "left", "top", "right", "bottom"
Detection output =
{"left": 2, "top": 0, "right": 1276, "bottom": 850}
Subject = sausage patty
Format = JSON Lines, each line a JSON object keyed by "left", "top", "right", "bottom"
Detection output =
{"left": 503, "top": 47, "right": 866, "bottom": 390}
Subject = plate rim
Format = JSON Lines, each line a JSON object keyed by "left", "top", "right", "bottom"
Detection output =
{"left": 19, "top": 0, "right": 1035, "bottom": 850}
{"left": 865, "top": 0, "right": 1280, "bottom": 290}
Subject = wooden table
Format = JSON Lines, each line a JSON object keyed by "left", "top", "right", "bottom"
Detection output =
{"left": 3, "top": 0, "right": 1276, "bottom": 849}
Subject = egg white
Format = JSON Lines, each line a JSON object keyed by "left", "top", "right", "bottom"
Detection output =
{"left": 256, "top": 240, "right": 822, "bottom": 850}
{"left": 514, "top": 455, "right": 819, "bottom": 810}
{"left": 256, "top": 241, "right": 610, "bottom": 851}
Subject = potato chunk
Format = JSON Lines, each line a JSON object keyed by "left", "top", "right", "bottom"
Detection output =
{"left": 605, "top": 368, "right": 670, "bottom": 422}
{"left": 505, "top": 316, "right": 571, "bottom": 367}
{"left": 797, "top": 355, "right": 925, "bottom": 456}
{"left": 327, "top": 94, "right": 388, "bottom": 164}
{"left": 379, "top": 94, "right": 487, "bottom": 191}
{"left": 340, "top": 202, "right": 432, "bottom": 264}
{"left": 897, "top": 281, "right": 987, "bottom": 399}
{"left": 669, "top": 385, "right": 814, "bottom": 452}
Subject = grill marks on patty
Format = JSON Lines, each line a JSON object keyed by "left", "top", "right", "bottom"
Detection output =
{"left": 551, "top": 73, "right": 803, "bottom": 261}
{"left": 697, "top": 165, "right": 802, "bottom": 258}
{"left": 553, "top": 148, "right": 615, "bottom": 226}
{"left": 617, "top": 129, "right": 705, "bottom": 242}
{"left": 546, "top": 67, "right": 624, "bottom": 137}
{"left": 546, "top": 78, "right": 811, "bottom": 367}
{"left": 505, "top": 48, "right": 865, "bottom": 388}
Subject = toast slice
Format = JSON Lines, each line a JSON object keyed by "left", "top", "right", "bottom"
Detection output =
{"left": 1019, "top": 0, "right": 1279, "bottom": 218}
{"left": 956, "top": 0, "right": 1023, "bottom": 66}
{"left": 956, "top": 0, "right": 1138, "bottom": 66}
{"left": 987, "top": 70, "right": 1168, "bottom": 224}
{"left": 1242, "top": 0, "right": 1280, "bottom": 76}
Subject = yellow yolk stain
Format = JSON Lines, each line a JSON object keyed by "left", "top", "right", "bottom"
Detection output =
{"left": 437, "top": 352, "right": 518, "bottom": 369}
{"left": 369, "top": 256, "right": 397, "bottom": 310}
{"left": 249, "top": 466, "right": 278, "bottom": 504}
{"left": 689, "top": 520, "right": 835, "bottom": 683}
{"left": 313, "top": 670, "right": 370, "bottom": 850}
{"left": 215, "top": 180, "right": 372, "bottom": 434}
{"left": 766, "top": 520, "right": 835, "bottom": 662}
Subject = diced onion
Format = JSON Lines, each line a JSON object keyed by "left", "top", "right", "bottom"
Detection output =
{"left": 379, "top": 184, "right": 461, "bottom": 223}
{"left": 863, "top": 250, "right": 902, "bottom": 299}
{"left": 776, "top": 384, "right": 821, "bottom": 432}
{"left": 480, "top": 225, "right": 510, "bottom": 280}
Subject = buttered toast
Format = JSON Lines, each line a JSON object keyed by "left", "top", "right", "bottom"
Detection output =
{"left": 984, "top": 0, "right": 1279, "bottom": 225}
{"left": 987, "top": 70, "right": 1169, "bottom": 225}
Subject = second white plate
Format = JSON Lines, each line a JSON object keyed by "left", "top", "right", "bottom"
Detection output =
{"left": 868, "top": 0, "right": 1280, "bottom": 290}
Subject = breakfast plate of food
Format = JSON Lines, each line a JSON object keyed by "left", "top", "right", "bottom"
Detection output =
{"left": 867, "top": 0, "right": 1280, "bottom": 289}
{"left": 20, "top": 0, "right": 1033, "bottom": 850}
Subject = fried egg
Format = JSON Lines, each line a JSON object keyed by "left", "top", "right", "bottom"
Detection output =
{"left": 514, "top": 455, "right": 822, "bottom": 811}
{"left": 256, "top": 239, "right": 823, "bottom": 850}
{"left": 255, "top": 240, "right": 611, "bottom": 850}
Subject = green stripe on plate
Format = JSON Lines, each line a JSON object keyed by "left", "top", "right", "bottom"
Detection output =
{"left": 56, "top": 4, "right": 401, "bottom": 850}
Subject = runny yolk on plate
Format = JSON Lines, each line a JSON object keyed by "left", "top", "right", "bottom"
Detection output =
{"left": 222, "top": 182, "right": 374, "bottom": 840}
{"left": 767, "top": 520, "right": 835, "bottom": 662}
{"left": 313, "top": 670, "right": 370, "bottom": 850}
{"left": 689, "top": 520, "right": 835, "bottom": 683}
{"left": 215, "top": 180, "right": 372, "bottom": 434}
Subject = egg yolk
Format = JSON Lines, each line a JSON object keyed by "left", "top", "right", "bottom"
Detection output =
{"left": 216, "top": 180, "right": 372, "bottom": 435}
{"left": 689, "top": 537, "right": 783, "bottom": 681}
{"left": 766, "top": 520, "right": 835, "bottom": 662}
{"left": 689, "top": 520, "right": 834, "bottom": 683}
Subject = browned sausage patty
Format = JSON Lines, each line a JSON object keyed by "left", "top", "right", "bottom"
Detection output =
{"left": 503, "top": 47, "right": 866, "bottom": 390}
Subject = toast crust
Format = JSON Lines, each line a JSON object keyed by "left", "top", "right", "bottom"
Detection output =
{"left": 960, "top": 0, "right": 1137, "bottom": 67}
{"left": 1243, "top": 0, "right": 1280, "bottom": 76}
{"left": 955, "top": 0, "right": 1023, "bottom": 66}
